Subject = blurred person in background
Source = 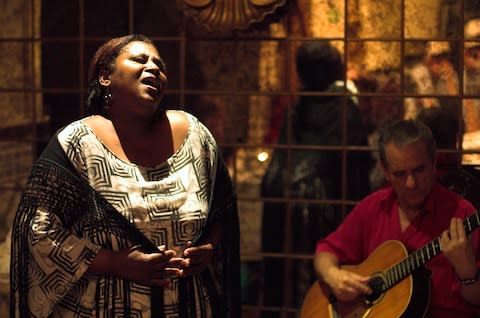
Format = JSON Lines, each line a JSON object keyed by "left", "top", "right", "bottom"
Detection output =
{"left": 463, "top": 18, "right": 480, "bottom": 166}
{"left": 424, "top": 41, "right": 459, "bottom": 99}
{"left": 261, "top": 40, "right": 370, "bottom": 315}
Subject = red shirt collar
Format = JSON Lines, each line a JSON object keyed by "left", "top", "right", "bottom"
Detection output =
{"left": 379, "top": 183, "right": 440, "bottom": 216}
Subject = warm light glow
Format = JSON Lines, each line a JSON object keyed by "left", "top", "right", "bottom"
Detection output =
{"left": 257, "top": 151, "right": 269, "bottom": 162}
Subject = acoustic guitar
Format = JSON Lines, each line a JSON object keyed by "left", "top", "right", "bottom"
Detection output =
{"left": 300, "top": 210, "right": 480, "bottom": 318}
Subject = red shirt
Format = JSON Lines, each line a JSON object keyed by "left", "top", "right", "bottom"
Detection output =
{"left": 316, "top": 183, "right": 480, "bottom": 318}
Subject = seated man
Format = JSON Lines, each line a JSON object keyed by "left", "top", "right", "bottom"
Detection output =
{"left": 312, "top": 119, "right": 480, "bottom": 318}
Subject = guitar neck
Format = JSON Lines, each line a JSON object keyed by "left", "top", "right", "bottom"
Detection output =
{"left": 383, "top": 210, "right": 480, "bottom": 290}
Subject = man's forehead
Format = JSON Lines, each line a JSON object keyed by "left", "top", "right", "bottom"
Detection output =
{"left": 384, "top": 141, "right": 431, "bottom": 165}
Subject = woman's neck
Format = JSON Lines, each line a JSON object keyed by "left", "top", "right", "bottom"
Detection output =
{"left": 110, "top": 109, "right": 167, "bottom": 138}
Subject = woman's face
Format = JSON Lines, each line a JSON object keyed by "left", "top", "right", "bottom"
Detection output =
{"left": 104, "top": 41, "right": 168, "bottom": 117}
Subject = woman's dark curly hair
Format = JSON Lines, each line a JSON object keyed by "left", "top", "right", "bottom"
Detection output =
{"left": 86, "top": 34, "right": 163, "bottom": 115}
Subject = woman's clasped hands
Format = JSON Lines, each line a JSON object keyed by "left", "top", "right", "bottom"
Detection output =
{"left": 113, "top": 241, "right": 215, "bottom": 287}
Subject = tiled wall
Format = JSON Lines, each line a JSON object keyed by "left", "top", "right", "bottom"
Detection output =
{"left": 0, "top": 0, "right": 42, "bottom": 312}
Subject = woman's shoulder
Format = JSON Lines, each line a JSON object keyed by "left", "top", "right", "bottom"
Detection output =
{"left": 57, "top": 118, "right": 91, "bottom": 142}
{"left": 166, "top": 110, "right": 191, "bottom": 136}
{"left": 171, "top": 110, "right": 217, "bottom": 157}
{"left": 167, "top": 109, "right": 198, "bottom": 125}
{"left": 54, "top": 118, "right": 100, "bottom": 174}
{"left": 57, "top": 116, "right": 118, "bottom": 161}
{"left": 57, "top": 116, "right": 111, "bottom": 146}
{"left": 81, "top": 115, "right": 116, "bottom": 140}
{"left": 168, "top": 110, "right": 212, "bottom": 137}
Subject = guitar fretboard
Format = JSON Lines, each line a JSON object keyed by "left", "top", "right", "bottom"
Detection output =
{"left": 382, "top": 210, "right": 480, "bottom": 290}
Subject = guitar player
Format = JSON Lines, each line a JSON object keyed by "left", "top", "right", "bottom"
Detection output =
{"left": 312, "top": 119, "right": 480, "bottom": 318}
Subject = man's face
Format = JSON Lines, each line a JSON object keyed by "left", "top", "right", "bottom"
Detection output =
{"left": 382, "top": 140, "right": 436, "bottom": 211}
{"left": 465, "top": 46, "right": 480, "bottom": 72}
{"left": 424, "top": 55, "right": 450, "bottom": 79}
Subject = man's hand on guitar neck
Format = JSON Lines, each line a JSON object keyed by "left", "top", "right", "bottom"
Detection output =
{"left": 440, "top": 217, "right": 480, "bottom": 307}
{"left": 440, "top": 217, "right": 478, "bottom": 284}
{"left": 315, "top": 252, "right": 372, "bottom": 302}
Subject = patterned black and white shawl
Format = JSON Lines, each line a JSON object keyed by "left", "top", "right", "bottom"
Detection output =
{"left": 10, "top": 124, "right": 240, "bottom": 318}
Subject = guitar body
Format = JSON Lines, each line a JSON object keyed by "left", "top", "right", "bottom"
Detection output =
{"left": 301, "top": 240, "right": 431, "bottom": 318}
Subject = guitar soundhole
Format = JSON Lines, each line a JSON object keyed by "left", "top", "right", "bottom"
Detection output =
{"left": 365, "top": 274, "right": 385, "bottom": 304}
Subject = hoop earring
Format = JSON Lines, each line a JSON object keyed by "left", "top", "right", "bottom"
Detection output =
{"left": 103, "top": 88, "right": 112, "bottom": 111}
